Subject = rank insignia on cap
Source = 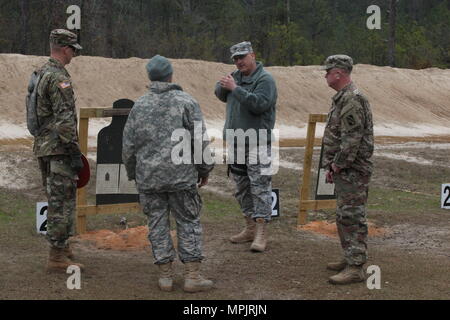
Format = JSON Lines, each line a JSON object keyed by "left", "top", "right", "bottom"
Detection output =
{"left": 59, "top": 81, "right": 71, "bottom": 89}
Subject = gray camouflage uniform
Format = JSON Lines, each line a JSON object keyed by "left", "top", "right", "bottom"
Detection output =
{"left": 122, "top": 62, "right": 214, "bottom": 265}
{"left": 321, "top": 55, "right": 374, "bottom": 266}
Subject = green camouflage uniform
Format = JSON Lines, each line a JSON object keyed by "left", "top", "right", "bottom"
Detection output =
{"left": 322, "top": 56, "right": 374, "bottom": 266}
{"left": 33, "top": 30, "right": 82, "bottom": 249}
{"left": 123, "top": 56, "right": 214, "bottom": 264}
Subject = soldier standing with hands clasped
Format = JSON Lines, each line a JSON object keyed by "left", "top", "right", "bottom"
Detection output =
{"left": 31, "top": 29, "right": 84, "bottom": 273}
{"left": 321, "top": 55, "right": 374, "bottom": 285}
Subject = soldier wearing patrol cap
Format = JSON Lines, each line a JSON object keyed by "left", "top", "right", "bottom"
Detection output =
{"left": 32, "top": 29, "right": 84, "bottom": 272}
{"left": 215, "top": 41, "right": 277, "bottom": 253}
{"left": 321, "top": 55, "right": 374, "bottom": 285}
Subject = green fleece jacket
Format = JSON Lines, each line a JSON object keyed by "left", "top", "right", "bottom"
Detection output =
{"left": 214, "top": 62, "right": 277, "bottom": 144}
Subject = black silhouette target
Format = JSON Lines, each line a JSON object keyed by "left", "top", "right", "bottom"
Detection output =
{"left": 96, "top": 99, "right": 139, "bottom": 205}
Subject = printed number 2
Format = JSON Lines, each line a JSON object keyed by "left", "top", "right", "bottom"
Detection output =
{"left": 271, "top": 192, "right": 278, "bottom": 216}
{"left": 40, "top": 206, "right": 48, "bottom": 232}
{"left": 444, "top": 187, "right": 450, "bottom": 207}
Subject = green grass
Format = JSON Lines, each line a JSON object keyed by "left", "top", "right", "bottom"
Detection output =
{"left": 0, "top": 183, "right": 443, "bottom": 234}
{"left": 368, "top": 187, "right": 441, "bottom": 213}
{"left": 0, "top": 189, "right": 35, "bottom": 225}
{"left": 201, "top": 192, "right": 241, "bottom": 222}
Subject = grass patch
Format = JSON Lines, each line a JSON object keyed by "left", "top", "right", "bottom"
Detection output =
{"left": 368, "top": 187, "right": 440, "bottom": 213}
{"left": 0, "top": 189, "right": 35, "bottom": 226}
{"left": 201, "top": 191, "right": 241, "bottom": 222}
{"left": 0, "top": 184, "right": 442, "bottom": 233}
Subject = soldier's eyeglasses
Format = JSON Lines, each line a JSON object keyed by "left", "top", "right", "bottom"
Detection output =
{"left": 326, "top": 69, "right": 341, "bottom": 77}
{"left": 233, "top": 54, "right": 248, "bottom": 62}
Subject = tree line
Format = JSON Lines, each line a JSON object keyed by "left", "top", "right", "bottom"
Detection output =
{"left": 1, "top": 0, "right": 449, "bottom": 69}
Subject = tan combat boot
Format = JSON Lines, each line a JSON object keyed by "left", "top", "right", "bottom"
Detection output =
{"left": 250, "top": 218, "right": 267, "bottom": 252}
{"left": 183, "top": 261, "right": 213, "bottom": 293}
{"left": 158, "top": 262, "right": 173, "bottom": 292}
{"left": 328, "top": 265, "right": 365, "bottom": 285}
{"left": 326, "top": 258, "right": 347, "bottom": 271}
{"left": 47, "top": 247, "right": 84, "bottom": 273}
{"left": 229, "top": 216, "right": 256, "bottom": 243}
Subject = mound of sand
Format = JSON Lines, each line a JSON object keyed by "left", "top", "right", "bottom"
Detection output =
{"left": 72, "top": 226, "right": 177, "bottom": 251}
{"left": 0, "top": 53, "right": 449, "bottom": 139}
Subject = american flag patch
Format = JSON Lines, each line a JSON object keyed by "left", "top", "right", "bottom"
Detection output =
{"left": 59, "top": 81, "right": 71, "bottom": 89}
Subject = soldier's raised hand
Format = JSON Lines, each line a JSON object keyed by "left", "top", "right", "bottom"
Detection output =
{"left": 219, "top": 74, "right": 237, "bottom": 91}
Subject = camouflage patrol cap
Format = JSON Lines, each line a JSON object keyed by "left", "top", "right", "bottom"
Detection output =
{"left": 230, "top": 41, "right": 253, "bottom": 59}
{"left": 50, "top": 29, "right": 82, "bottom": 50}
{"left": 322, "top": 54, "right": 353, "bottom": 72}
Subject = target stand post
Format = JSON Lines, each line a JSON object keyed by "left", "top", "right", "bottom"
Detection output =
{"left": 76, "top": 106, "right": 140, "bottom": 234}
{"left": 297, "top": 114, "right": 337, "bottom": 227}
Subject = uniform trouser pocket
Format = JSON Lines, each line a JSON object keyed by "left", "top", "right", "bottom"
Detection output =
{"left": 170, "top": 189, "right": 204, "bottom": 263}
{"left": 140, "top": 193, "right": 176, "bottom": 265}
{"left": 45, "top": 157, "right": 77, "bottom": 249}
{"left": 334, "top": 169, "right": 370, "bottom": 265}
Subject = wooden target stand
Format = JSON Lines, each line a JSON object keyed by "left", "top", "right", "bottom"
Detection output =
{"left": 297, "top": 114, "right": 336, "bottom": 227}
{"left": 76, "top": 107, "right": 140, "bottom": 234}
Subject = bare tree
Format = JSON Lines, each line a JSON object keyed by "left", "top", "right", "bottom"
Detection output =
{"left": 388, "top": 0, "right": 398, "bottom": 67}
{"left": 286, "top": 0, "right": 290, "bottom": 24}
{"left": 19, "top": 0, "right": 30, "bottom": 54}
{"left": 105, "top": 0, "right": 114, "bottom": 57}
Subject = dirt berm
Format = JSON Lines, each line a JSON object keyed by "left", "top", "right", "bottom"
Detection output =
{"left": 0, "top": 53, "right": 449, "bottom": 137}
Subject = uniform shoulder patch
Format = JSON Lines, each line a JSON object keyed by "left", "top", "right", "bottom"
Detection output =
{"left": 341, "top": 108, "right": 361, "bottom": 131}
{"left": 58, "top": 81, "right": 71, "bottom": 89}
{"left": 340, "top": 95, "right": 362, "bottom": 116}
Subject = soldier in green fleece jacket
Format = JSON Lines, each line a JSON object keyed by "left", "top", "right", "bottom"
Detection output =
{"left": 214, "top": 41, "right": 277, "bottom": 253}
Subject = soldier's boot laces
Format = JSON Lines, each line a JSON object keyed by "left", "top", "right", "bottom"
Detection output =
{"left": 250, "top": 218, "right": 267, "bottom": 252}
{"left": 229, "top": 216, "right": 256, "bottom": 243}
{"left": 328, "top": 265, "right": 365, "bottom": 285}
{"left": 47, "top": 247, "right": 84, "bottom": 273}
{"left": 326, "top": 258, "right": 347, "bottom": 271}
{"left": 183, "top": 262, "right": 213, "bottom": 293}
{"left": 158, "top": 262, "right": 174, "bottom": 292}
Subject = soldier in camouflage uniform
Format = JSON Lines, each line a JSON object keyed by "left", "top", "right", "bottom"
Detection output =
{"left": 122, "top": 55, "right": 215, "bottom": 293}
{"left": 214, "top": 41, "right": 277, "bottom": 253}
{"left": 321, "top": 55, "right": 374, "bottom": 285}
{"left": 32, "top": 29, "right": 84, "bottom": 273}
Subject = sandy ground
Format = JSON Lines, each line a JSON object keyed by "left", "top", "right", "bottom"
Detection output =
{"left": 0, "top": 55, "right": 449, "bottom": 301}
{"left": 0, "top": 140, "right": 449, "bottom": 300}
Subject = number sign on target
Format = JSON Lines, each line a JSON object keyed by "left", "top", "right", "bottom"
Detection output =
{"left": 441, "top": 184, "right": 450, "bottom": 209}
